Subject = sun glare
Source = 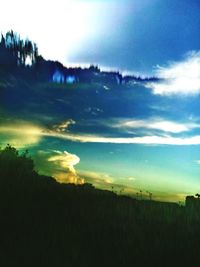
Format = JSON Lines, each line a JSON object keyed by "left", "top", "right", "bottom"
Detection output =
{"left": 0, "top": 0, "right": 93, "bottom": 62}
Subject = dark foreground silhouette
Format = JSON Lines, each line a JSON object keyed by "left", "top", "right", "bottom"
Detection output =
{"left": 0, "top": 145, "right": 200, "bottom": 267}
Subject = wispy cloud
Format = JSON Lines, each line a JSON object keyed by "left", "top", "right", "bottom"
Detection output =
{"left": 195, "top": 160, "right": 200, "bottom": 165}
{"left": 106, "top": 118, "right": 199, "bottom": 133}
{"left": 127, "top": 177, "right": 136, "bottom": 181}
{"left": 51, "top": 133, "right": 200, "bottom": 146}
{"left": 3, "top": 120, "right": 200, "bottom": 147}
{"left": 52, "top": 119, "right": 75, "bottom": 132}
{"left": 79, "top": 170, "right": 114, "bottom": 185}
{"left": 146, "top": 51, "right": 200, "bottom": 95}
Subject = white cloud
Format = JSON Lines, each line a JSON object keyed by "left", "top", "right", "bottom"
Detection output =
{"left": 47, "top": 150, "right": 83, "bottom": 184}
{"left": 149, "top": 121, "right": 189, "bottom": 133}
{"left": 103, "top": 118, "right": 199, "bottom": 133}
{"left": 127, "top": 177, "right": 136, "bottom": 181}
{"left": 3, "top": 120, "right": 200, "bottom": 148}
{"left": 34, "top": 150, "right": 84, "bottom": 184}
{"left": 44, "top": 130, "right": 200, "bottom": 146}
{"left": 48, "top": 150, "right": 80, "bottom": 173}
{"left": 146, "top": 51, "right": 200, "bottom": 95}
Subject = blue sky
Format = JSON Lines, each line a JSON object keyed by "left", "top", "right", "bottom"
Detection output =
{"left": 1, "top": 78, "right": 200, "bottom": 202}
{"left": 68, "top": 0, "right": 200, "bottom": 74}
{"left": 1, "top": 0, "right": 200, "bottom": 202}
{"left": 1, "top": 0, "right": 200, "bottom": 74}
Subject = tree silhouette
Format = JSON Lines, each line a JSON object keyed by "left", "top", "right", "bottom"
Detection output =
{"left": 0, "top": 144, "right": 35, "bottom": 180}
{"left": 0, "top": 30, "right": 39, "bottom": 68}
{"left": 140, "top": 190, "right": 143, "bottom": 200}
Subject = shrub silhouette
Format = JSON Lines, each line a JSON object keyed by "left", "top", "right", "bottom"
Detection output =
{"left": 0, "top": 144, "right": 34, "bottom": 174}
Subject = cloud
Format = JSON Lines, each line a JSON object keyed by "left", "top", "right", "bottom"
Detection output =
{"left": 127, "top": 177, "right": 136, "bottom": 181}
{"left": 45, "top": 131, "right": 200, "bottom": 146}
{"left": 106, "top": 118, "right": 199, "bottom": 133}
{"left": 0, "top": 122, "right": 83, "bottom": 183}
{"left": 48, "top": 150, "right": 80, "bottom": 174}
{"left": 78, "top": 170, "right": 132, "bottom": 193}
{"left": 79, "top": 170, "right": 114, "bottom": 185}
{"left": 52, "top": 119, "right": 75, "bottom": 132}
{"left": 3, "top": 119, "right": 200, "bottom": 148}
{"left": 0, "top": 119, "right": 75, "bottom": 148}
{"left": 146, "top": 51, "right": 200, "bottom": 95}
{"left": 34, "top": 150, "right": 84, "bottom": 184}
{"left": 0, "top": 123, "right": 43, "bottom": 148}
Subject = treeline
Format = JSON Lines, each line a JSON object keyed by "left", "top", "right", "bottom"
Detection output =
{"left": 0, "top": 30, "right": 159, "bottom": 86}
{"left": 0, "top": 30, "right": 39, "bottom": 69}
{"left": 0, "top": 145, "right": 200, "bottom": 266}
{"left": 0, "top": 30, "right": 52, "bottom": 82}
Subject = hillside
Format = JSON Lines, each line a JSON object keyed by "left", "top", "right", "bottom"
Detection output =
{"left": 0, "top": 145, "right": 200, "bottom": 267}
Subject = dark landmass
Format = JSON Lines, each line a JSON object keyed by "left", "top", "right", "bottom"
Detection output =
{"left": 0, "top": 145, "right": 200, "bottom": 267}
{"left": 0, "top": 30, "right": 159, "bottom": 88}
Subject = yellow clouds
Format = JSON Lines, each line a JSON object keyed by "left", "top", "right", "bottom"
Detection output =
{"left": 3, "top": 119, "right": 200, "bottom": 148}
{"left": 47, "top": 150, "right": 83, "bottom": 184}
{"left": 52, "top": 119, "right": 75, "bottom": 132}
{"left": 48, "top": 151, "right": 80, "bottom": 173}
{"left": 0, "top": 121, "right": 82, "bottom": 184}
{"left": 0, "top": 119, "right": 76, "bottom": 148}
{"left": 79, "top": 170, "right": 114, "bottom": 185}
{"left": 35, "top": 150, "right": 84, "bottom": 185}
{"left": 0, "top": 123, "right": 43, "bottom": 148}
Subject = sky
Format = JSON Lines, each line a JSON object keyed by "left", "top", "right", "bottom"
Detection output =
{"left": 1, "top": 0, "right": 200, "bottom": 203}
{"left": 1, "top": 0, "right": 200, "bottom": 74}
